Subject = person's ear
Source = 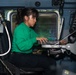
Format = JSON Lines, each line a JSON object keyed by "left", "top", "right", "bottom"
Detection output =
{"left": 24, "top": 16, "right": 29, "bottom": 21}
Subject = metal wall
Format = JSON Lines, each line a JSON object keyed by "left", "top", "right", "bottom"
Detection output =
{"left": 0, "top": 0, "right": 76, "bottom": 8}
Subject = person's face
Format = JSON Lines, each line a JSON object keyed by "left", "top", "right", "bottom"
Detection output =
{"left": 24, "top": 15, "right": 37, "bottom": 27}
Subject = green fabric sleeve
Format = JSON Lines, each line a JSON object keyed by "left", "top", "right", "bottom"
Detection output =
{"left": 15, "top": 29, "right": 37, "bottom": 51}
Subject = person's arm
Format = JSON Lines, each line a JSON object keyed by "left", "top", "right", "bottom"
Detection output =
{"left": 15, "top": 29, "right": 37, "bottom": 51}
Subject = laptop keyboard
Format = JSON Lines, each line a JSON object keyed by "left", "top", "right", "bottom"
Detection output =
{"left": 38, "top": 40, "right": 59, "bottom": 45}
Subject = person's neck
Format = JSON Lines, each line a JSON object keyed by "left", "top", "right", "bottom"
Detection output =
{"left": 24, "top": 22, "right": 30, "bottom": 27}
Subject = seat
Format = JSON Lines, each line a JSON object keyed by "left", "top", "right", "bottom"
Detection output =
{"left": 0, "top": 20, "right": 44, "bottom": 75}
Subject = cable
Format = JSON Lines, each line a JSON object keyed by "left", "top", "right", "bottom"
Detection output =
{"left": 0, "top": 59, "right": 13, "bottom": 75}
{"left": 0, "top": 14, "right": 11, "bottom": 56}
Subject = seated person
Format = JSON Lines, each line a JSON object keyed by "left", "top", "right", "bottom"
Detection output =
{"left": 10, "top": 8, "right": 56, "bottom": 75}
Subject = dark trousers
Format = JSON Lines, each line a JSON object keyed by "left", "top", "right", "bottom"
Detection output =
{"left": 10, "top": 53, "right": 56, "bottom": 75}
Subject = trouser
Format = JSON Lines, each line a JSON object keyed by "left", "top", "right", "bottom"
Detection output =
{"left": 10, "top": 52, "right": 56, "bottom": 75}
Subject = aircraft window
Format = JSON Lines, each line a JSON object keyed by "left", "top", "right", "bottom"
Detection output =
{"left": 10, "top": 10, "right": 61, "bottom": 40}
{"left": 34, "top": 13, "right": 58, "bottom": 40}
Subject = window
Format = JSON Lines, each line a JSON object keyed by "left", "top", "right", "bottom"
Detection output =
{"left": 34, "top": 13, "right": 58, "bottom": 41}
{"left": 10, "top": 9, "right": 61, "bottom": 40}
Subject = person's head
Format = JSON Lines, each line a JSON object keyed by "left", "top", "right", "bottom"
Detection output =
{"left": 17, "top": 8, "right": 39, "bottom": 27}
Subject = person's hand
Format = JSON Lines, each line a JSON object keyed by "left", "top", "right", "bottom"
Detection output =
{"left": 60, "top": 40, "right": 67, "bottom": 45}
{"left": 36, "top": 37, "right": 48, "bottom": 44}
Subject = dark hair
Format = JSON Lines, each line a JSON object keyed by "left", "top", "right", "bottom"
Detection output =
{"left": 16, "top": 8, "right": 39, "bottom": 24}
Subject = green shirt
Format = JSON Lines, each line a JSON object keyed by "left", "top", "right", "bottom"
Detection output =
{"left": 12, "top": 22, "right": 38, "bottom": 53}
